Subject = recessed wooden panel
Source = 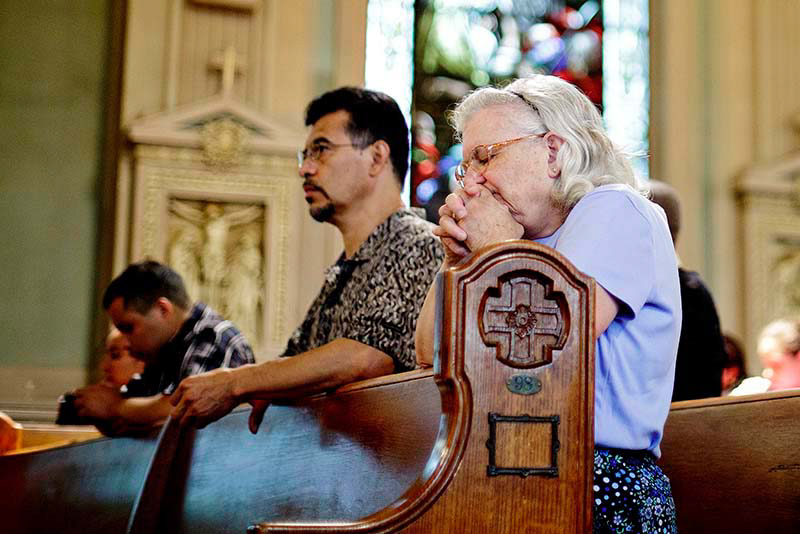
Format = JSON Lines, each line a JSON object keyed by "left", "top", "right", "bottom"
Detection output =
{"left": 491, "top": 413, "right": 558, "bottom": 476}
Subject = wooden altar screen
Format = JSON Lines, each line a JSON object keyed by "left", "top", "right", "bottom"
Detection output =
{"left": 123, "top": 94, "right": 306, "bottom": 359}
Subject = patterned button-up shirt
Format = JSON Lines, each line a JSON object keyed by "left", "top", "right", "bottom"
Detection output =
{"left": 282, "top": 208, "right": 443, "bottom": 371}
{"left": 124, "top": 302, "right": 255, "bottom": 397}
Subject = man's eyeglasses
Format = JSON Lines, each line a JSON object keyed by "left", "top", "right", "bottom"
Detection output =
{"left": 455, "top": 133, "right": 546, "bottom": 186}
{"left": 297, "top": 142, "right": 358, "bottom": 167}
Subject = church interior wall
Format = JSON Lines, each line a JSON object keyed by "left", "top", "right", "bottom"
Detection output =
{"left": 651, "top": 0, "right": 800, "bottom": 372}
{"left": 0, "top": 1, "right": 111, "bottom": 413}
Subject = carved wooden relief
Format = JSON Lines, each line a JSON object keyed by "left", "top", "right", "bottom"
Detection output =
{"left": 479, "top": 272, "right": 568, "bottom": 369}
{"left": 168, "top": 199, "right": 265, "bottom": 345}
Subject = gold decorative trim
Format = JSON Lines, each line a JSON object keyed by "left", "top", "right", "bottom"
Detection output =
{"left": 201, "top": 118, "right": 249, "bottom": 168}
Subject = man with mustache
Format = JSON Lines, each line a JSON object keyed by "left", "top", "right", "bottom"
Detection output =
{"left": 171, "top": 87, "right": 443, "bottom": 431}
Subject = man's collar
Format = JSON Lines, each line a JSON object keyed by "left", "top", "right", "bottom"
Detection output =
{"left": 347, "top": 207, "right": 421, "bottom": 262}
{"left": 163, "top": 302, "right": 204, "bottom": 350}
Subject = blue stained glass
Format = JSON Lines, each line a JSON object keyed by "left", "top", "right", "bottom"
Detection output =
{"left": 603, "top": 0, "right": 650, "bottom": 179}
{"left": 364, "top": 0, "right": 650, "bottom": 214}
{"left": 365, "top": 0, "right": 416, "bottom": 203}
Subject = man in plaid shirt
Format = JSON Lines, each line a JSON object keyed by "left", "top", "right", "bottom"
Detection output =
{"left": 73, "top": 261, "right": 254, "bottom": 433}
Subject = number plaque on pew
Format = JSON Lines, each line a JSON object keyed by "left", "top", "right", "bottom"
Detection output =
{"left": 0, "top": 241, "right": 595, "bottom": 533}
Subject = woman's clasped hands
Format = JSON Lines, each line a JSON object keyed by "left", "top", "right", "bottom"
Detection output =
{"left": 434, "top": 183, "right": 524, "bottom": 267}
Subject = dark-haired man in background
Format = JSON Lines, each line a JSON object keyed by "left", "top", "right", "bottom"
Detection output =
{"left": 649, "top": 180, "right": 726, "bottom": 401}
{"left": 171, "top": 87, "right": 443, "bottom": 431}
{"left": 73, "top": 261, "right": 254, "bottom": 432}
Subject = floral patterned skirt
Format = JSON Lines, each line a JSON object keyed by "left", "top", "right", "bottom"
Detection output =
{"left": 592, "top": 447, "right": 678, "bottom": 533}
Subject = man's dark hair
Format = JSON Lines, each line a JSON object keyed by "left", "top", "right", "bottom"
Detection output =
{"left": 102, "top": 261, "right": 191, "bottom": 313}
{"left": 305, "top": 87, "right": 409, "bottom": 186}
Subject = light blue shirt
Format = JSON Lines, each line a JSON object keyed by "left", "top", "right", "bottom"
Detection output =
{"left": 535, "top": 184, "right": 680, "bottom": 456}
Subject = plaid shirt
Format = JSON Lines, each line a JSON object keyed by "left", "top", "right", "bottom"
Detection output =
{"left": 282, "top": 208, "right": 443, "bottom": 371}
{"left": 124, "top": 302, "right": 254, "bottom": 397}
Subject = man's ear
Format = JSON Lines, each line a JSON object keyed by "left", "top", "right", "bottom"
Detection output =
{"left": 154, "top": 297, "right": 174, "bottom": 319}
{"left": 368, "top": 140, "right": 391, "bottom": 177}
{"left": 545, "top": 133, "right": 564, "bottom": 178}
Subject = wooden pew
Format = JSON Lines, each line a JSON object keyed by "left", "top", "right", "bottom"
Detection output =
{"left": 0, "top": 241, "right": 595, "bottom": 533}
{"left": 659, "top": 389, "right": 800, "bottom": 533}
{"left": 9, "top": 423, "right": 102, "bottom": 454}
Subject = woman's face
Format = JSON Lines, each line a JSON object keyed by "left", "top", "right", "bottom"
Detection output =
{"left": 101, "top": 330, "right": 145, "bottom": 388}
{"left": 460, "top": 103, "right": 565, "bottom": 239}
{"left": 758, "top": 336, "right": 800, "bottom": 390}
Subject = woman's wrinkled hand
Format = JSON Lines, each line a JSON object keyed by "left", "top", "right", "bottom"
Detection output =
{"left": 434, "top": 185, "right": 524, "bottom": 267}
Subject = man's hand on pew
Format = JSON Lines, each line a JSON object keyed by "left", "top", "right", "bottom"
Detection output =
{"left": 248, "top": 399, "right": 270, "bottom": 434}
{"left": 170, "top": 368, "right": 241, "bottom": 429}
{"left": 74, "top": 384, "right": 124, "bottom": 421}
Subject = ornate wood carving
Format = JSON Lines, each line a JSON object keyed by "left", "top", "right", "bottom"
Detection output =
{"left": 479, "top": 272, "right": 568, "bottom": 369}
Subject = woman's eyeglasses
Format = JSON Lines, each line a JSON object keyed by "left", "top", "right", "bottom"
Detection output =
{"left": 455, "top": 133, "right": 546, "bottom": 187}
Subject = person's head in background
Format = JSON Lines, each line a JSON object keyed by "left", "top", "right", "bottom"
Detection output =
{"left": 648, "top": 180, "right": 681, "bottom": 245}
{"left": 100, "top": 328, "right": 145, "bottom": 389}
{"left": 757, "top": 317, "right": 800, "bottom": 391}
{"left": 721, "top": 333, "right": 746, "bottom": 393}
{"left": 102, "top": 261, "right": 192, "bottom": 361}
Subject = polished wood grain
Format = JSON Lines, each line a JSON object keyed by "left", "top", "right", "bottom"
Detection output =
{"left": 659, "top": 389, "right": 800, "bottom": 534}
{"left": 398, "top": 241, "right": 595, "bottom": 533}
{"left": 0, "top": 430, "right": 160, "bottom": 533}
{"left": 1, "top": 241, "right": 595, "bottom": 533}
{"left": 254, "top": 240, "right": 595, "bottom": 533}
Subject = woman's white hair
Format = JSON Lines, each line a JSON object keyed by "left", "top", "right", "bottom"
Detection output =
{"left": 759, "top": 318, "right": 800, "bottom": 355}
{"left": 448, "top": 75, "right": 647, "bottom": 209}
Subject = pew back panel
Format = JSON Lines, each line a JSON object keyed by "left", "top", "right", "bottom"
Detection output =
{"left": 659, "top": 390, "right": 800, "bottom": 534}
{"left": 170, "top": 372, "right": 441, "bottom": 532}
{"left": 0, "top": 432, "right": 159, "bottom": 533}
{"left": 255, "top": 241, "right": 595, "bottom": 533}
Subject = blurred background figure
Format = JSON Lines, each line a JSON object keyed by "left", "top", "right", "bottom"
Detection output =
{"left": 721, "top": 334, "right": 747, "bottom": 395}
{"left": 56, "top": 328, "right": 146, "bottom": 426}
{"left": 100, "top": 328, "right": 146, "bottom": 390}
{"left": 732, "top": 317, "right": 800, "bottom": 395}
{"left": 649, "top": 180, "right": 726, "bottom": 401}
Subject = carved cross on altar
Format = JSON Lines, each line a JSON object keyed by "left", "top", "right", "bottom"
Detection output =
{"left": 209, "top": 45, "right": 247, "bottom": 97}
{"left": 479, "top": 275, "right": 567, "bottom": 369}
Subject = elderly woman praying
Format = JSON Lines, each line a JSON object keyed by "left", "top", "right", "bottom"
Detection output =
{"left": 415, "top": 74, "right": 681, "bottom": 533}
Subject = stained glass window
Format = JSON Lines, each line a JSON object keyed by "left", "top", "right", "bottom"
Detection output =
{"left": 366, "top": 0, "right": 649, "bottom": 217}
{"left": 603, "top": 0, "right": 649, "bottom": 178}
{"left": 365, "top": 0, "right": 416, "bottom": 202}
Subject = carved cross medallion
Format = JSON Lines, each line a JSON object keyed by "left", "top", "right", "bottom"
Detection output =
{"left": 479, "top": 274, "right": 567, "bottom": 368}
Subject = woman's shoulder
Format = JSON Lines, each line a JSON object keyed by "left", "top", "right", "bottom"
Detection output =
{"left": 580, "top": 183, "right": 648, "bottom": 205}
{"left": 570, "top": 184, "right": 654, "bottom": 223}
